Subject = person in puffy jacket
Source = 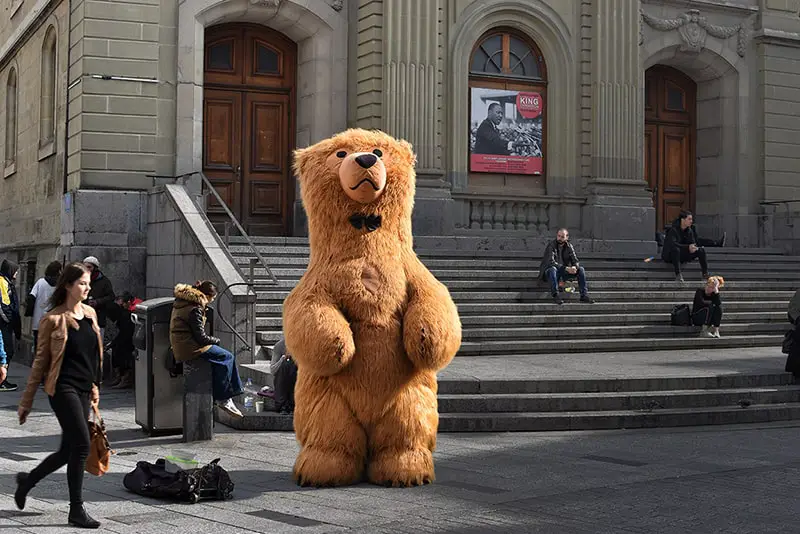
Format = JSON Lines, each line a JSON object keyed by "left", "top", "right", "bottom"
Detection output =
{"left": 0, "top": 259, "right": 21, "bottom": 391}
{"left": 169, "top": 281, "right": 243, "bottom": 417}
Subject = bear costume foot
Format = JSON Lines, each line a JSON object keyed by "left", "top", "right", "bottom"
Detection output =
{"left": 367, "top": 448, "right": 435, "bottom": 488}
{"left": 293, "top": 447, "right": 364, "bottom": 488}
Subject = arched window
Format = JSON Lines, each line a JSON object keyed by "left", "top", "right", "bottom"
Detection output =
{"left": 5, "top": 68, "right": 18, "bottom": 172}
{"left": 469, "top": 29, "right": 547, "bottom": 176}
{"left": 40, "top": 26, "right": 57, "bottom": 150}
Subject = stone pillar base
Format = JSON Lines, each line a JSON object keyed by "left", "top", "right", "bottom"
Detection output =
{"left": 412, "top": 174, "right": 455, "bottom": 236}
{"left": 581, "top": 179, "right": 656, "bottom": 242}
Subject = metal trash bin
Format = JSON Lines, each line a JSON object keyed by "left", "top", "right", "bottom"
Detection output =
{"left": 132, "top": 298, "right": 215, "bottom": 436}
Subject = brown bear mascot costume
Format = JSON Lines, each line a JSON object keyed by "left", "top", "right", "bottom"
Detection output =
{"left": 283, "top": 129, "right": 462, "bottom": 488}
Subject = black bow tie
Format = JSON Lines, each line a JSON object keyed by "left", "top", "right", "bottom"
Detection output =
{"left": 349, "top": 214, "right": 382, "bottom": 232}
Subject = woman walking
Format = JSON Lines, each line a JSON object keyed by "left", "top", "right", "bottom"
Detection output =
{"left": 170, "top": 280, "right": 244, "bottom": 417}
{"left": 16, "top": 262, "right": 103, "bottom": 529}
{"left": 692, "top": 275, "right": 725, "bottom": 338}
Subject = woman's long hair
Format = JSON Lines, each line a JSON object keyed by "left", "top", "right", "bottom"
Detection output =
{"left": 194, "top": 280, "right": 218, "bottom": 300}
{"left": 49, "top": 262, "right": 90, "bottom": 310}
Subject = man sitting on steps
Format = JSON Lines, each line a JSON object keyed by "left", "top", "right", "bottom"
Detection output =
{"left": 661, "top": 210, "right": 712, "bottom": 283}
{"left": 538, "top": 228, "right": 594, "bottom": 305}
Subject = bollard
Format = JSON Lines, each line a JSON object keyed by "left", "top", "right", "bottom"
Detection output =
{"left": 183, "top": 358, "right": 214, "bottom": 442}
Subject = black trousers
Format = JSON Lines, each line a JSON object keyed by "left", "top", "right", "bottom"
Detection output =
{"left": 27, "top": 384, "right": 91, "bottom": 505}
{"left": 274, "top": 358, "right": 297, "bottom": 410}
{"left": 668, "top": 247, "right": 709, "bottom": 275}
{"left": 692, "top": 305, "right": 723, "bottom": 327}
{"left": 1, "top": 323, "right": 14, "bottom": 363}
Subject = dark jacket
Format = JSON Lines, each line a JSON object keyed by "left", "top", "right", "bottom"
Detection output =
{"left": 538, "top": 240, "right": 580, "bottom": 281}
{"left": 0, "top": 260, "right": 21, "bottom": 338}
{"left": 169, "top": 284, "right": 220, "bottom": 362}
{"left": 661, "top": 219, "right": 698, "bottom": 261}
{"left": 474, "top": 119, "right": 510, "bottom": 155}
{"left": 692, "top": 288, "right": 721, "bottom": 317}
{"left": 88, "top": 271, "right": 115, "bottom": 328}
{"left": 107, "top": 297, "right": 142, "bottom": 363}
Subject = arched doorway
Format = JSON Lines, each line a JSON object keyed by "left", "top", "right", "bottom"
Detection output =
{"left": 202, "top": 23, "right": 296, "bottom": 236}
{"left": 644, "top": 65, "right": 696, "bottom": 231}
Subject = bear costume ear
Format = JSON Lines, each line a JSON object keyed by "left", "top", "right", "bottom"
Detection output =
{"left": 293, "top": 146, "right": 314, "bottom": 180}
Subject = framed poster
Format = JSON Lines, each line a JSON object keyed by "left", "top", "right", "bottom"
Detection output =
{"left": 469, "top": 87, "right": 544, "bottom": 175}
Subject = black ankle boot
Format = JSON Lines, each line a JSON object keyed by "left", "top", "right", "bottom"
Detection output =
{"left": 68, "top": 504, "right": 101, "bottom": 529}
{"left": 15, "top": 472, "right": 31, "bottom": 510}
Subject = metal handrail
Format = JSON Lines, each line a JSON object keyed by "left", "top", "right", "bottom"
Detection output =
{"left": 148, "top": 171, "right": 278, "bottom": 285}
{"left": 213, "top": 282, "right": 255, "bottom": 352}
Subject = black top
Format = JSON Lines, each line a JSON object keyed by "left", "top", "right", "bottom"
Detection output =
{"left": 692, "top": 289, "right": 721, "bottom": 316}
{"left": 58, "top": 317, "right": 100, "bottom": 392}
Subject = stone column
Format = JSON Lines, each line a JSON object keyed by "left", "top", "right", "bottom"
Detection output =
{"left": 582, "top": 0, "right": 655, "bottom": 247}
{"left": 381, "top": 0, "right": 453, "bottom": 235}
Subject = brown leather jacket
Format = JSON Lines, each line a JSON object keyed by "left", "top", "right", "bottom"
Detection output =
{"left": 19, "top": 303, "right": 103, "bottom": 412}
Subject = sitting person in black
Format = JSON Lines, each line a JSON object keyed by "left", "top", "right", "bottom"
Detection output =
{"left": 692, "top": 276, "right": 724, "bottom": 338}
{"left": 785, "top": 289, "right": 800, "bottom": 378}
{"left": 270, "top": 336, "right": 297, "bottom": 415}
{"left": 106, "top": 292, "right": 142, "bottom": 389}
{"left": 662, "top": 210, "right": 711, "bottom": 283}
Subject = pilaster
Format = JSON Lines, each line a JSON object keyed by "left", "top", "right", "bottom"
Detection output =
{"left": 381, "top": 0, "right": 453, "bottom": 235}
{"left": 583, "top": 0, "right": 654, "bottom": 242}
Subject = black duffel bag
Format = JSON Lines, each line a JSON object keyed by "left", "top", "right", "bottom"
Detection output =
{"left": 123, "top": 458, "right": 234, "bottom": 504}
{"left": 670, "top": 304, "right": 692, "bottom": 327}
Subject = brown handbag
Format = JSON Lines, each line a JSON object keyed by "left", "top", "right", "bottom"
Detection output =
{"left": 86, "top": 405, "right": 113, "bottom": 476}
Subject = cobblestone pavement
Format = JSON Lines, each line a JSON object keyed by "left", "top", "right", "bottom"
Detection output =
{"left": 0, "top": 363, "right": 797, "bottom": 534}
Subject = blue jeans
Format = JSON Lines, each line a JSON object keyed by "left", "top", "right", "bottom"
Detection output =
{"left": 545, "top": 266, "right": 588, "bottom": 297}
{"left": 201, "top": 345, "right": 244, "bottom": 401}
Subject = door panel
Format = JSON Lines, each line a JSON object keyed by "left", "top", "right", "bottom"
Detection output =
{"left": 243, "top": 92, "right": 291, "bottom": 235}
{"left": 644, "top": 65, "right": 696, "bottom": 231}
{"left": 202, "top": 89, "right": 242, "bottom": 226}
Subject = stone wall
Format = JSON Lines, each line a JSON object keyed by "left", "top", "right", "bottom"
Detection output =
{"left": 147, "top": 184, "right": 257, "bottom": 364}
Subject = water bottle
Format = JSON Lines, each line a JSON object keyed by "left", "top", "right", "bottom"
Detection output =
{"left": 243, "top": 378, "right": 255, "bottom": 412}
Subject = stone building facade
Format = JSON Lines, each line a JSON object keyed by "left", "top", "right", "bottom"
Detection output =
{"left": 1, "top": 0, "right": 799, "bottom": 304}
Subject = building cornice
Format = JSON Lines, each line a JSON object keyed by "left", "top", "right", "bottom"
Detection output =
{"left": 641, "top": 0, "right": 759, "bottom": 15}
{"left": 0, "top": 0, "right": 59, "bottom": 71}
{"left": 753, "top": 28, "right": 800, "bottom": 48}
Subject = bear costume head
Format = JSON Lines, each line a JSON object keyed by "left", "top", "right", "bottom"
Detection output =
{"left": 293, "top": 129, "right": 417, "bottom": 250}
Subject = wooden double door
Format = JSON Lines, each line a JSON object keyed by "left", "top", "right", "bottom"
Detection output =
{"left": 644, "top": 65, "right": 696, "bottom": 231}
{"left": 203, "top": 24, "right": 296, "bottom": 236}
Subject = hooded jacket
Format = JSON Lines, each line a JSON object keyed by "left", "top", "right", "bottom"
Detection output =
{"left": 169, "top": 284, "right": 220, "bottom": 362}
{"left": 0, "top": 260, "right": 21, "bottom": 338}
{"left": 87, "top": 271, "right": 115, "bottom": 328}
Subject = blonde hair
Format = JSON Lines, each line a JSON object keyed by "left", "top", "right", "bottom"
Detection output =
{"left": 707, "top": 276, "right": 725, "bottom": 288}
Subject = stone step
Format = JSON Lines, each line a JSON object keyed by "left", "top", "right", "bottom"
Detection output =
{"left": 215, "top": 399, "right": 800, "bottom": 432}
{"left": 228, "top": 245, "right": 796, "bottom": 262}
{"left": 254, "top": 311, "right": 789, "bottom": 329}
{"left": 238, "top": 361, "right": 795, "bottom": 394}
{"left": 254, "top": 332, "right": 783, "bottom": 352}
{"left": 437, "top": 385, "right": 800, "bottom": 413}
{"left": 255, "top": 300, "right": 790, "bottom": 317}
{"left": 435, "top": 403, "right": 800, "bottom": 432}
{"left": 253, "top": 289, "right": 796, "bottom": 302}
{"left": 255, "top": 323, "right": 788, "bottom": 343}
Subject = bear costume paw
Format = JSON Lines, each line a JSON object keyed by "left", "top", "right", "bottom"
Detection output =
{"left": 367, "top": 448, "right": 435, "bottom": 488}
{"left": 293, "top": 447, "right": 364, "bottom": 488}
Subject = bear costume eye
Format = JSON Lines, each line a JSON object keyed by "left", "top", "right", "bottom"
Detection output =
{"left": 336, "top": 150, "right": 347, "bottom": 158}
{"left": 372, "top": 149, "right": 383, "bottom": 157}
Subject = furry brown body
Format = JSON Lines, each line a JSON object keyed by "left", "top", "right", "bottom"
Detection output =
{"left": 284, "top": 129, "right": 462, "bottom": 488}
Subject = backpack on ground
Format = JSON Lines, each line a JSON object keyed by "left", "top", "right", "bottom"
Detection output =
{"left": 123, "top": 458, "right": 234, "bottom": 503}
{"left": 670, "top": 304, "right": 692, "bottom": 327}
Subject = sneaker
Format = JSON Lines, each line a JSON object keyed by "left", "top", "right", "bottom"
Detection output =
{"left": 111, "top": 373, "right": 133, "bottom": 389}
{"left": 216, "top": 398, "right": 243, "bottom": 418}
{"left": 700, "top": 327, "right": 715, "bottom": 338}
{"left": 675, "top": 274, "right": 685, "bottom": 283}
{"left": 257, "top": 386, "right": 275, "bottom": 399}
{"left": 580, "top": 295, "right": 595, "bottom": 304}
{"left": 552, "top": 294, "right": 564, "bottom": 305}
{"left": 711, "top": 327, "right": 721, "bottom": 338}
{"left": 0, "top": 380, "right": 18, "bottom": 392}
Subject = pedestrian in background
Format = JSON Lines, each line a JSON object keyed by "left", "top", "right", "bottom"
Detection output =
{"left": 16, "top": 262, "right": 103, "bottom": 529}
{"left": 0, "top": 259, "right": 21, "bottom": 391}
{"left": 82, "top": 256, "right": 114, "bottom": 341}
{"left": 25, "top": 260, "right": 62, "bottom": 353}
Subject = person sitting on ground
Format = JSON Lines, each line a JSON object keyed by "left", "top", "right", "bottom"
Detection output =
{"left": 662, "top": 210, "right": 711, "bottom": 283}
{"left": 169, "top": 280, "right": 244, "bottom": 417}
{"left": 25, "top": 261, "right": 62, "bottom": 355}
{"left": 538, "top": 228, "right": 594, "bottom": 305}
{"left": 692, "top": 275, "right": 725, "bottom": 338}
{"left": 785, "top": 289, "right": 800, "bottom": 379}
{"left": 270, "top": 336, "right": 297, "bottom": 415}
{"left": 106, "top": 291, "right": 142, "bottom": 389}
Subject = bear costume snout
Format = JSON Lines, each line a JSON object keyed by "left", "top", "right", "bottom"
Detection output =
{"left": 339, "top": 151, "right": 387, "bottom": 204}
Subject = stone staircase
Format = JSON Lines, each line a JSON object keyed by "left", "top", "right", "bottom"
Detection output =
{"left": 219, "top": 236, "right": 799, "bottom": 432}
